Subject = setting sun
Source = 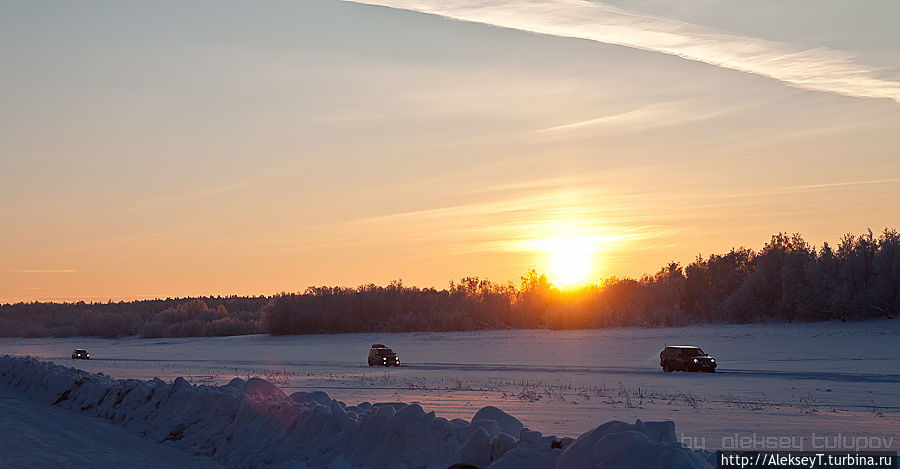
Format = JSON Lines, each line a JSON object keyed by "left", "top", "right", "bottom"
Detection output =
{"left": 1, "top": 2, "right": 898, "bottom": 467}
{"left": 541, "top": 236, "right": 597, "bottom": 286}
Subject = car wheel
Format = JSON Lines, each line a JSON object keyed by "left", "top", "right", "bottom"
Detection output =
{"left": 662, "top": 364, "right": 672, "bottom": 372}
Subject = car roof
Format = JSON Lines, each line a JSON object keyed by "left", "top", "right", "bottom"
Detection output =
{"left": 371, "top": 344, "right": 386, "bottom": 348}
{"left": 665, "top": 346, "right": 701, "bottom": 349}
{"left": 74, "top": 349, "right": 87, "bottom": 351}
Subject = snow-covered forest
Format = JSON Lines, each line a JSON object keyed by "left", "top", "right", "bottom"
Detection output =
{"left": 2, "top": 229, "right": 897, "bottom": 338}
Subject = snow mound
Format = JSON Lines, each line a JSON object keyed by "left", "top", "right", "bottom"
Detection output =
{"left": 472, "top": 406, "right": 523, "bottom": 437}
{"left": 554, "top": 420, "right": 709, "bottom": 469}
{"left": 0, "top": 356, "right": 711, "bottom": 468}
{"left": 244, "top": 377, "right": 285, "bottom": 399}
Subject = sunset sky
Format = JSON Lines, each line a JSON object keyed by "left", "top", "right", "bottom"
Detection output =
{"left": 2, "top": 0, "right": 899, "bottom": 302}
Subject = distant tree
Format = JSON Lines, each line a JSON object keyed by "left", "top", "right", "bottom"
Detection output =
{"left": 2, "top": 229, "right": 898, "bottom": 337}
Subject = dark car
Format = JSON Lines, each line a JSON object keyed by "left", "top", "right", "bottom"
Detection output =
{"left": 660, "top": 346, "right": 716, "bottom": 372}
{"left": 367, "top": 344, "right": 400, "bottom": 367}
{"left": 72, "top": 349, "right": 90, "bottom": 360}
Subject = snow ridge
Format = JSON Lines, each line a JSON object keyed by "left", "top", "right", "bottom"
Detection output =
{"left": 0, "top": 356, "right": 712, "bottom": 468}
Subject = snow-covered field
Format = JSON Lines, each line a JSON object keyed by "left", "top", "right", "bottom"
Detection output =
{"left": 1, "top": 319, "right": 898, "bottom": 466}
{"left": 1, "top": 356, "right": 710, "bottom": 468}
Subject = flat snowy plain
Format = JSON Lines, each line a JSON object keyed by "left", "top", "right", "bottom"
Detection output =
{"left": 2, "top": 319, "right": 898, "bottom": 454}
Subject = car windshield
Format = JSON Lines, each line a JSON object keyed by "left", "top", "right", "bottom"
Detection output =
{"left": 682, "top": 348, "right": 704, "bottom": 356}
{"left": 75, "top": 349, "right": 86, "bottom": 353}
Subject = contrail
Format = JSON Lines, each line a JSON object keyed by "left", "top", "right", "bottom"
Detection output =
{"left": 346, "top": 0, "right": 900, "bottom": 104}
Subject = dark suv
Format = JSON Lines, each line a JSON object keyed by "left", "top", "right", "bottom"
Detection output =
{"left": 72, "top": 349, "right": 90, "bottom": 360}
{"left": 660, "top": 346, "right": 716, "bottom": 372}
{"left": 367, "top": 344, "right": 400, "bottom": 367}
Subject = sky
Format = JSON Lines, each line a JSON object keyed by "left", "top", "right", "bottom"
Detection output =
{"left": 1, "top": 0, "right": 899, "bottom": 302}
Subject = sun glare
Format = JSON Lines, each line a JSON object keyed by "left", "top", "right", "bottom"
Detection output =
{"left": 541, "top": 236, "right": 596, "bottom": 287}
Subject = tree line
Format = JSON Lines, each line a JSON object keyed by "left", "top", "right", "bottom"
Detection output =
{"left": 0, "top": 296, "right": 268, "bottom": 338}
{"left": 2, "top": 229, "right": 897, "bottom": 338}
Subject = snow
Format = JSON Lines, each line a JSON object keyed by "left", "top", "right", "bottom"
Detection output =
{"left": 0, "top": 387, "right": 224, "bottom": 469}
{"left": 2, "top": 319, "right": 897, "bottom": 449}
{"left": 0, "top": 319, "right": 897, "bottom": 465}
{"left": 0, "top": 355, "right": 713, "bottom": 468}
{"left": 554, "top": 420, "right": 712, "bottom": 469}
{"left": 460, "top": 427, "right": 492, "bottom": 468}
{"left": 472, "top": 406, "right": 523, "bottom": 437}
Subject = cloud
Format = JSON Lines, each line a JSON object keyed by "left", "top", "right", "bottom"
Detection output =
{"left": 347, "top": 0, "right": 900, "bottom": 104}
{"left": 6, "top": 269, "right": 78, "bottom": 273}
{"left": 527, "top": 100, "right": 735, "bottom": 136}
{"left": 305, "top": 180, "right": 683, "bottom": 257}
{"left": 723, "top": 177, "right": 900, "bottom": 199}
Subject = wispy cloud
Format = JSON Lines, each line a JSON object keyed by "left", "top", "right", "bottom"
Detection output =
{"left": 347, "top": 0, "right": 900, "bottom": 104}
{"left": 789, "top": 177, "right": 900, "bottom": 192}
{"left": 6, "top": 269, "right": 78, "bottom": 274}
{"left": 127, "top": 178, "right": 260, "bottom": 212}
{"left": 301, "top": 181, "right": 685, "bottom": 258}
{"left": 530, "top": 104, "right": 676, "bottom": 135}
{"left": 125, "top": 161, "right": 296, "bottom": 213}
{"left": 723, "top": 177, "right": 900, "bottom": 199}
{"left": 527, "top": 100, "right": 735, "bottom": 137}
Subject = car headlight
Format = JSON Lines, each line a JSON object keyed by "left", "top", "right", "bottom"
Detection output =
{"left": 710, "top": 359, "right": 715, "bottom": 362}
{"left": 692, "top": 358, "right": 699, "bottom": 363}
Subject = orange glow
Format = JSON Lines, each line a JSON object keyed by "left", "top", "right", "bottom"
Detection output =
{"left": 2, "top": 1, "right": 899, "bottom": 304}
{"left": 538, "top": 236, "right": 598, "bottom": 287}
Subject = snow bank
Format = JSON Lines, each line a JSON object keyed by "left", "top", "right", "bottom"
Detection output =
{"left": 0, "top": 356, "right": 712, "bottom": 468}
